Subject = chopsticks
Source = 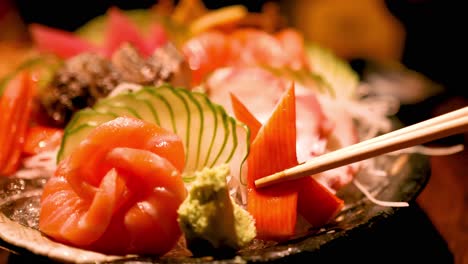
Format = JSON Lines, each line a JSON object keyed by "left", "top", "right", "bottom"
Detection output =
{"left": 255, "top": 106, "right": 468, "bottom": 188}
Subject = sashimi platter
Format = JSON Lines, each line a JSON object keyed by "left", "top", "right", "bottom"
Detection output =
{"left": 0, "top": 1, "right": 441, "bottom": 263}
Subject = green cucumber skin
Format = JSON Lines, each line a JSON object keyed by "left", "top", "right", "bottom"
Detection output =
{"left": 305, "top": 43, "right": 359, "bottom": 99}
{"left": 96, "top": 93, "right": 157, "bottom": 122}
{"left": 170, "top": 88, "right": 203, "bottom": 171}
{"left": 58, "top": 85, "right": 249, "bottom": 181}
{"left": 187, "top": 92, "right": 218, "bottom": 169}
{"left": 94, "top": 103, "right": 142, "bottom": 119}
{"left": 58, "top": 123, "right": 100, "bottom": 163}
{"left": 57, "top": 110, "right": 118, "bottom": 162}
{"left": 66, "top": 109, "right": 118, "bottom": 132}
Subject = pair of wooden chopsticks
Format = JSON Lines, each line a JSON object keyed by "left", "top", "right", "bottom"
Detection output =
{"left": 255, "top": 106, "right": 468, "bottom": 188}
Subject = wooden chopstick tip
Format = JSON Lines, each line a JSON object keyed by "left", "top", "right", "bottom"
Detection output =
{"left": 255, "top": 171, "right": 285, "bottom": 188}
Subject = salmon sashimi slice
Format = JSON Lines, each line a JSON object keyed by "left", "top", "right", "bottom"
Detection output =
{"left": 64, "top": 116, "right": 185, "bottom": 199}
{"left": 274, "top": 28, "right": 310, "bottom": 70}
{"left": 105, "top": 147, "right": 187, "bottom": 200}
{"left": 39, "top": 117, "right": 187, "bottom": 255}
{"left": 228, "top": 28, "right": 290, "bottom": 68}
{"left": 182, "top": 30, "right": 230, "bottom": 85}
{"left": 40, "top": 170, "right": 122, "bottom": 246}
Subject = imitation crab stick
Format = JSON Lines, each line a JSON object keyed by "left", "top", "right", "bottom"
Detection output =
{"left": 22, "top": 126, "right": 64, "bottom": 156}
{"left": 0, "top": 71, "right": 35, "bottom": 176}
{"left": 238, "top": 83, "right": 344, "bottom": 239}
{"left": 245, "top": 83, "right": 299, "bottom": 240}
{"left": 297, "top": 176, "right": 344, "bottom": 228}
{"left": 230, "top": 92, "right": 261, "bottom": 142}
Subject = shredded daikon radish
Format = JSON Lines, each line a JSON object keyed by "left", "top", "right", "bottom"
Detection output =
{"left": 316, "top": 93, "right": 397, "bottom": 141}
{"left": 390, "top": 144, "right": 464, "bottom": 156}
{"left": 15, "top": 148, "right": 58, "bottom": 179}
{"left": 314, "top": 82, "right": 420, "bottom": 208}
{"left": 109, "top": 82, "right": 143, "bottom": 97}
{"left": 353, "top": 179, "right": 409, "bottom": 207}
{"left": 359, "top": 161, "right": 389, "bottom": 177}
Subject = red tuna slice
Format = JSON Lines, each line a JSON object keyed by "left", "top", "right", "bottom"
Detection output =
{"left": 145, "top": 22, "right": 169, "bottom": 53}
{"left": 29, "top": 24, "right": 101, "bottom": 59}
{"left": 104, "top": 7, "right": 150, "bottom": 57}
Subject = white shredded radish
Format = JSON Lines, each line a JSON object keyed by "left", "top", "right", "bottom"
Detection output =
{"left": 353, "top": 179, "right": 409, "bottom": 207}
{"left": 361, "top": 166, "right": 388, "bottom": 178}
{"left": 312, "top": 81, "right": 432, "bottom": 208}
{"left": 316, "top": 93, "right": 397, "bottom": 144}
{"left": 108, "top": 82, "right": 143, "bottom": 97}
{"left": 390, "top": 144, "right": 464, "bottom": 156}
{"left": 15, "top": 148, "right": 58, "bottom": 179}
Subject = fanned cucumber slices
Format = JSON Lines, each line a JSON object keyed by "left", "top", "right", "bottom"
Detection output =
{"left": 58, "top": 85, "right": 250, "bottom": 180}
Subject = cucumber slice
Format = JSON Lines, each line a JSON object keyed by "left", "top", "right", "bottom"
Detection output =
{"left": 306, "top": 42, "right": 359, "bottom": 99}
{"left": 157, "top": 87, "right": 201, "bottom": 172}
{"left": 188, "top": 93, "right": 223, "bottom": 169}
{"left": 58, "top": 85, "right": 250, "bottom": 181}
{"left": 94, "top": 102, "right": 141, "bottom": 119}
{"left": 134, "top": 87, "right": 177, "bottom": 132}
{"left": 135, "top": 85, "right": 246, "bottom": 179}
{"left": 58, "top": 124, "right": 100, "bottom": 164}
{"left": 94, "top": 93, "right": 156, "bottom": 121}
{"left": 262, "top": 66, "right": 334, "bottom": 97}
{"left": 66, "top": 109, "right": 118, "bottom": 132}
{"left": 57, "top": 109, "right": 118, "bottom": 162}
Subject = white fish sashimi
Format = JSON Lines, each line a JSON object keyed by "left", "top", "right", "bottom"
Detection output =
{"left": 207, "top": 67, "right": 288, "bottom": 204}
{"left": 313, "top": 98, "right": 360, "bottom": 191}
{"left": 207, "top": 66, "right": 287, "bottom": 123}
{"left": 294, "top": 90, "right": 332, "bottom": 163}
